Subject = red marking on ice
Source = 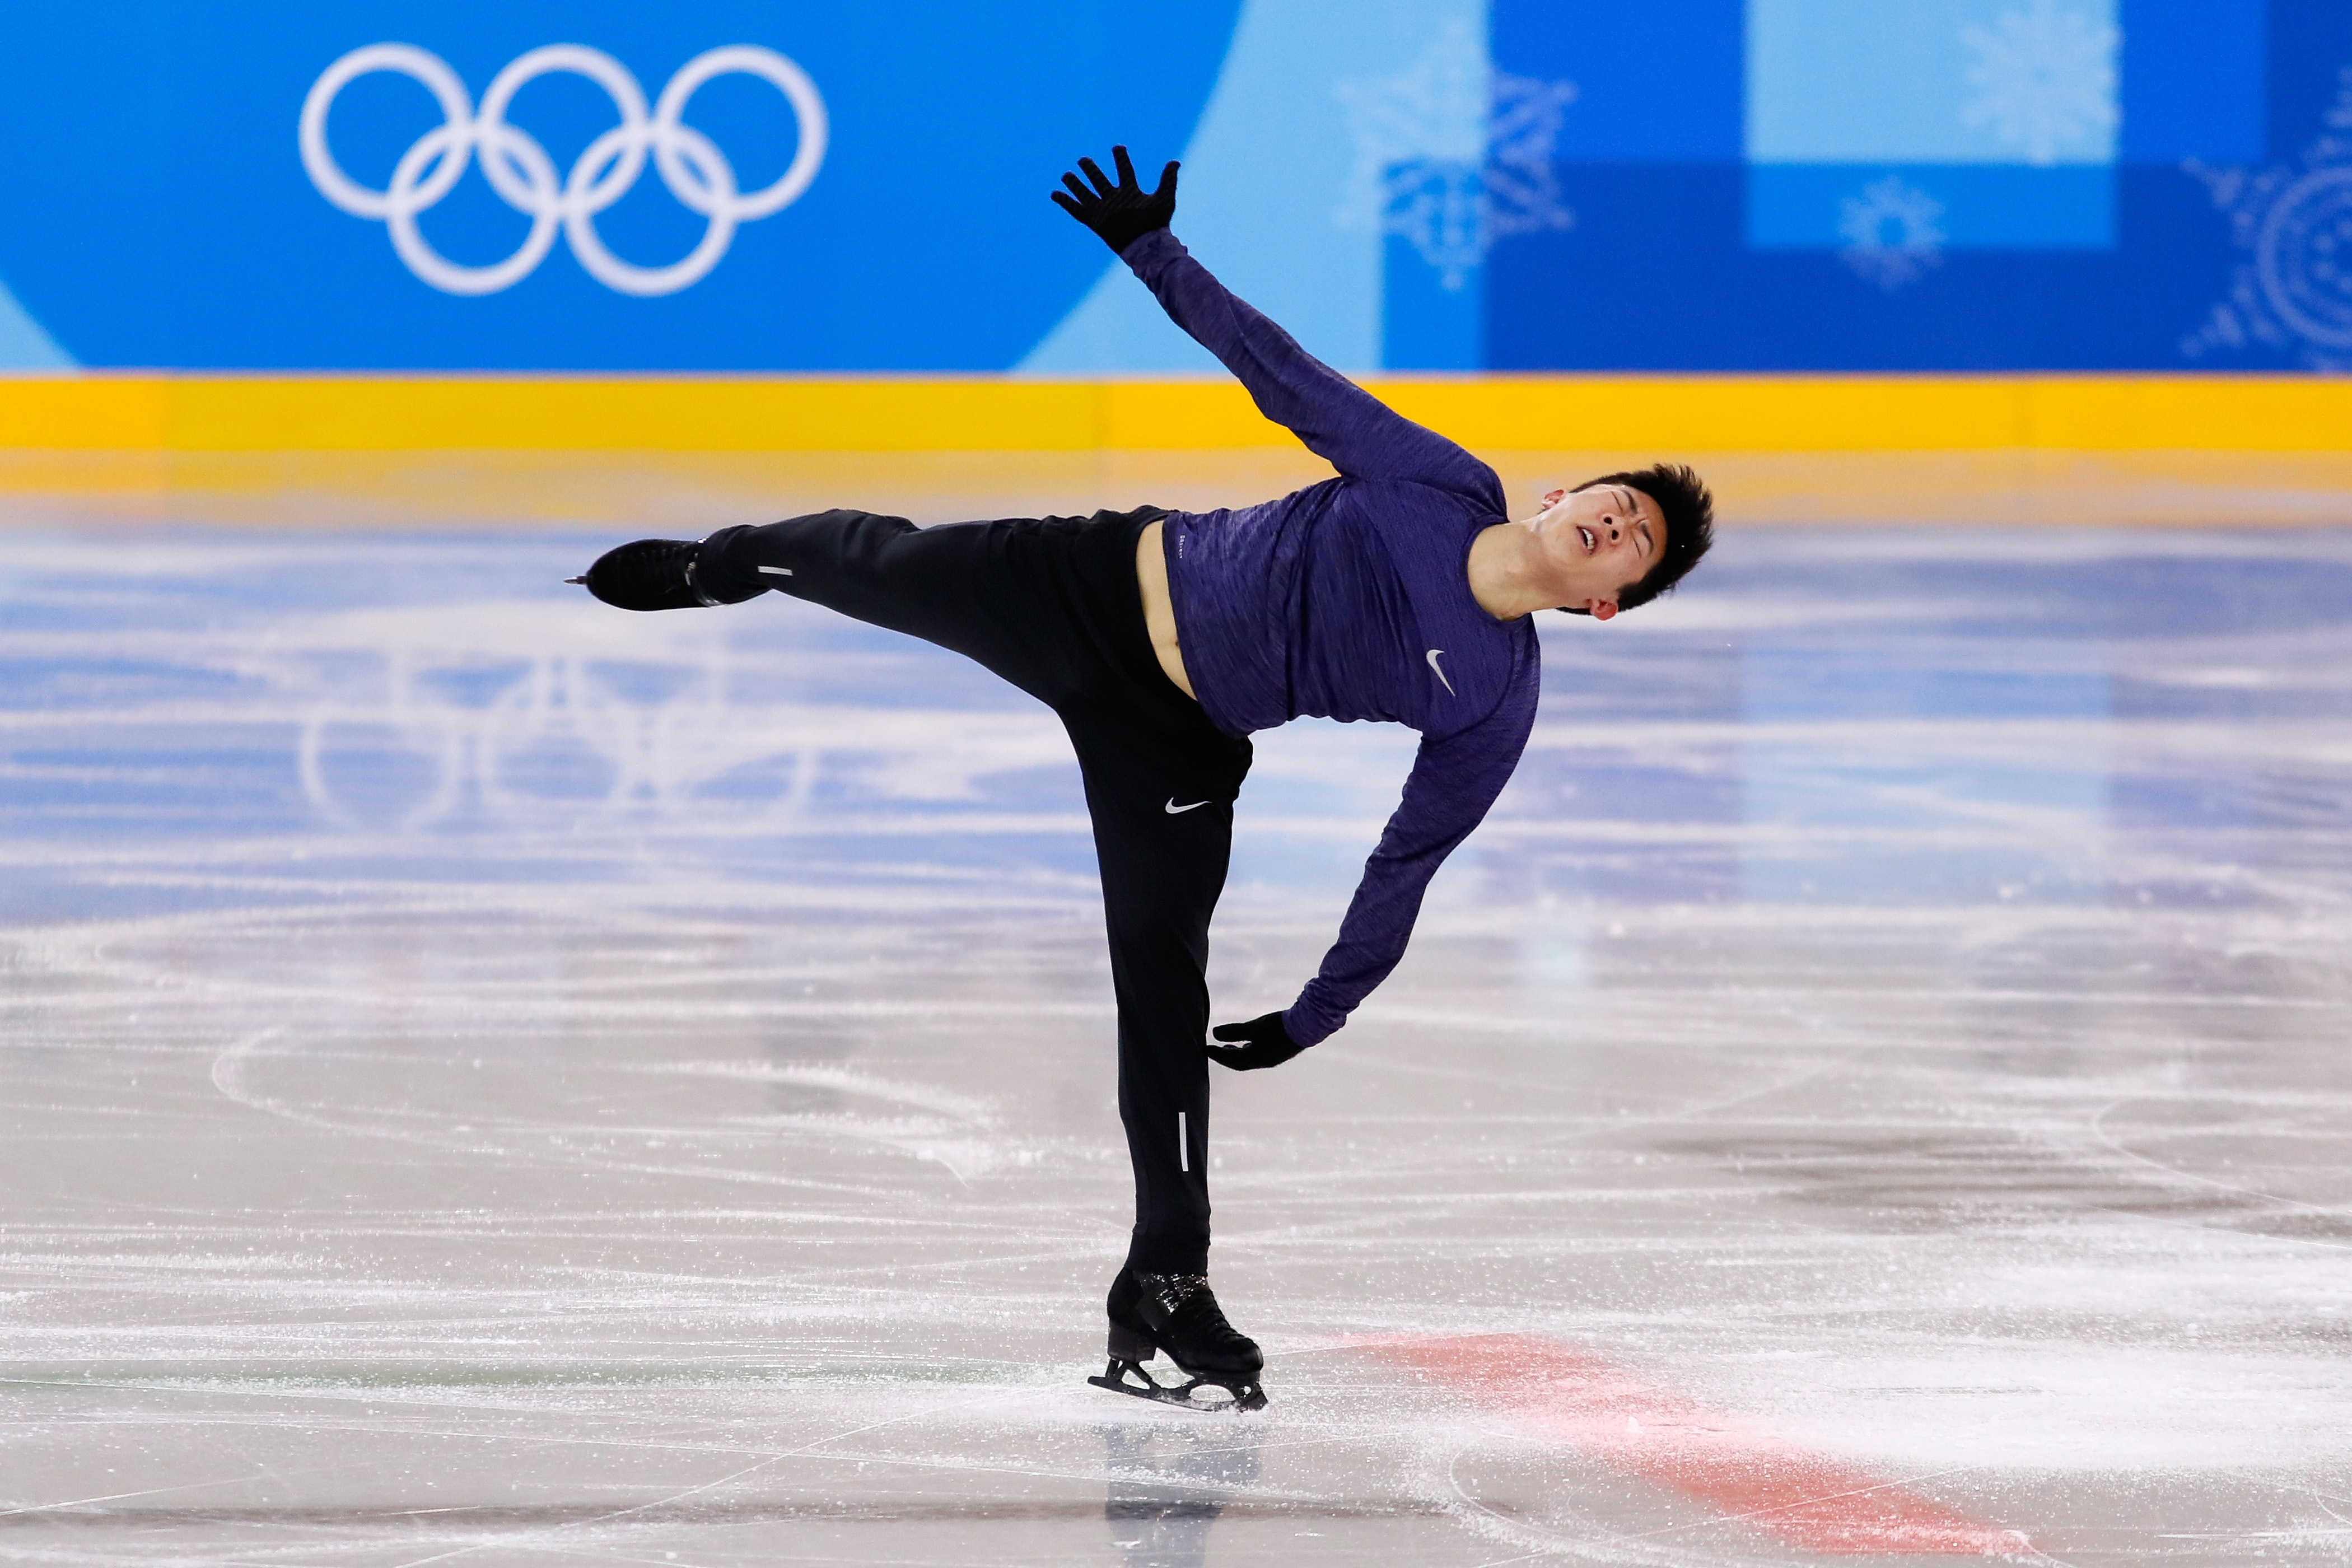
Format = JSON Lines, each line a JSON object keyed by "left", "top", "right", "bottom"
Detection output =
{"left": 1367, "top": 1334, "right": 2029, "bottom": 1557}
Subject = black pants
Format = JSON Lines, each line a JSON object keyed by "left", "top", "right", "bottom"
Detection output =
{"left": 698, "top": 508, "right": 1253, "bottom": 1276}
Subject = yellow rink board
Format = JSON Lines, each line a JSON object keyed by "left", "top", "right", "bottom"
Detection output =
{"left": 4, "top": 373, "right": 2351, "bottom": 452}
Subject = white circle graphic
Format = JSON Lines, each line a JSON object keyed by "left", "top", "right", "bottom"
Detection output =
{"left": 299, "top": 41, "right": 828, "bottom": 297}
{"left": 2256, "top": 166, "right": 2352, "bottom": 351}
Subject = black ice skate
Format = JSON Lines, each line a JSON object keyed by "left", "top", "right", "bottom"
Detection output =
{"left": 1088, "top": 1269, "right": 1266, "bottom": 1412}
{"left": 567, "top": 538, "right": 760, "bottom": 612}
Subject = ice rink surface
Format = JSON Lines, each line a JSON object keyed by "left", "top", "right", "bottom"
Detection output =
{"left": 3, "top": 522, "right": 2350, "bottom": 1566}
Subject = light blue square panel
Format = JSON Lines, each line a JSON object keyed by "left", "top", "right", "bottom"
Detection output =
{"left": 1748, "top": 0, "right": 2120, "bottom": 167}
{"left": 1748, "top": 163, "right": 2115, "bottom": 249}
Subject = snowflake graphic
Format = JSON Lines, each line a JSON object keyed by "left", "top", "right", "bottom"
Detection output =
{"left": 1961, "top": 0, "right": 2120, "bottom": 167}
{"left": 2185, "top": 68, "right": 2352, "bottom": 368}
{"left": 1840, "top": 176, "right": 1947, "bottom": 291}
{"left": 1335, "top": 18, "right": 1576, "bottom": 291}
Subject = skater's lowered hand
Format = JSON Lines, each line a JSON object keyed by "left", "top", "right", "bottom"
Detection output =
{"left": 1052, "top": 144, "right": 1177, "bottom": 255}
{"left": 1207, "top": 1010, "right": 1305, "bottom": 1071}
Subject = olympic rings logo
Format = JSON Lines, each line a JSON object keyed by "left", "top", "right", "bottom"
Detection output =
{"left": 300, "top": 43, "right": 827, "bottom": 297}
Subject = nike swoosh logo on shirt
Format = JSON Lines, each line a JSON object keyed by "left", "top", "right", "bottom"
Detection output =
{"left": 1165, "top": 798, "right": 1211, "bottom": 814}
{"left": 1426, "top": 648, "right": 1455, "bottom": 696}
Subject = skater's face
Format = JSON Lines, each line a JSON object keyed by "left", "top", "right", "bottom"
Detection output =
{"left": 1527, "top": 483, "right": 1665, "bottom": 620}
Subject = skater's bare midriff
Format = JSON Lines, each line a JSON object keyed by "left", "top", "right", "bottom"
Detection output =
{"left": 1136, "top": 520, "right": 1197, "bottom": 700}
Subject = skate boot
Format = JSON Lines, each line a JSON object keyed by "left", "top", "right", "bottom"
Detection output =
{"left": 567, "top": 538, "right": 763, "bottom": 612}
{"left": 1088, "top": 1268, "right": 1266, "bottom": 1412}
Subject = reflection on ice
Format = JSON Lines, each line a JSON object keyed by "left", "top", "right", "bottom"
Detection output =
{"left": 1103, "top": 1420, "right": 1262, "bottom": 1568}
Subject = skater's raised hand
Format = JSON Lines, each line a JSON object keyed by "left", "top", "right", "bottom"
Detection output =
{"left": 1207, "top": 1010, "right": 1305, "bottom": 1071}
{"left": 1052, "top": 145, "right": 1178, "bottom": 255}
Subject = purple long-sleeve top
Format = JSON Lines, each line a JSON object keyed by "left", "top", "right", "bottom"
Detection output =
{"left": 1122, "top": 229, "right": 1542, "bottom": 1046}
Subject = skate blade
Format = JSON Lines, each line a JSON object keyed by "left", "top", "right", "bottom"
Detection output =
{"left": 1086, "top": 1358, "right": 1267, "bottom": 1413}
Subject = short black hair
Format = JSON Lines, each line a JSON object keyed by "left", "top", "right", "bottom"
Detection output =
{"left": 1560, "top": 463, "right": 1714, "bottom": 614}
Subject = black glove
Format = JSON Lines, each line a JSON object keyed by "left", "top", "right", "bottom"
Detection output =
{"left": 1051, "top": 144, "right": 1178, "bottom": 256}
{"left": 1207, "top": 1010, "right": 1306, "bottom": 1071}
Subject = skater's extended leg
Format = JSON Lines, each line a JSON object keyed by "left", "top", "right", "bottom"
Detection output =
{"left": 695, "top": 510, "right": 1158, "bottom": 703}
{"left": 573, "top": 507, "right": 1166, "bottom": 706}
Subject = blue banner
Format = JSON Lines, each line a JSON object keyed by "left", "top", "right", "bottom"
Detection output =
{"left": 2, "top": 1, "right": 2346, "bottom": 373}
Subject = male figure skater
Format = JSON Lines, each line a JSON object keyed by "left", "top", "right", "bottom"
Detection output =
{"left": 571, "top": 148, "right": 1712, "bottom": 1411}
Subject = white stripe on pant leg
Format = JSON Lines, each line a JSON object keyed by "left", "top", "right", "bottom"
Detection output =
{"left": 757, "top": 565, "right": 794, "bottom": 576}
{"left": 1178, "top": 1111, "right": 1188, "bottom": 1173}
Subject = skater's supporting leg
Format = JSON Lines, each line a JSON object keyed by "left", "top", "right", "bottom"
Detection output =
{"left": 1063, "top": 699, "right": 1252, "bottom": 1277}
